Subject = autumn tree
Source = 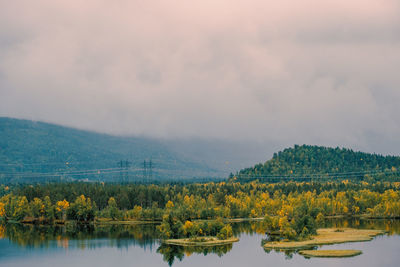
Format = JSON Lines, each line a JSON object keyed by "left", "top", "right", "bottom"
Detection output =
{"left": 67, "top": 195, "right": 95, "bottom": 222}
{"left": 13, "top": 196, "right": 29, "bottom": 221}
{"left": 217, "top": 224, "right": 233, "bottom": 240}
{"left": 56, "top": 199, "right": 70, "bottom": 220}
{"left": 0, "top": 202, "right": 5, "bottom": 218}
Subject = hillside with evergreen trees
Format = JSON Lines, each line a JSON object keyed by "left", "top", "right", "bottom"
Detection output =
{"left": 236, "top": 145, "right": 400, "bottom": 181}
{"left": 0, "top": 117, "right": 218, "bottom": 182}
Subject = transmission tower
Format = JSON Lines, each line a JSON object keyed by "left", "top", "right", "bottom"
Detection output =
{"left": 149, "top": 159, "right": 153, "bottom": 180}
{"left": 143, "top": 160, "right": 147, "bottom": 182}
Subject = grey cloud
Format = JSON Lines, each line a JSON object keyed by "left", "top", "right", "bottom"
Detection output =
{"left": 0, "top": 0, "right": 400, "bottom": 155}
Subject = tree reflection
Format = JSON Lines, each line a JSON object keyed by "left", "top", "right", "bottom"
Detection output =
{"left": 0, "top": 222, "right": 158, "bottom": 250}
{"left": 325, "top": 218, "right": 400, "bottom": 235}
{"left": 157, "top": 243, "right": 233, "bottom": 266}
{"left": 261, "top": 218, "right": 400, "bottom": 259}
{"left": 1, "top": 218, "right": 399, "bottom": 262}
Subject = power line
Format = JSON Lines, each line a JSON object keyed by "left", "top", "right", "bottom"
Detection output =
{"left": 0, "top": 167, "right": 149, "bottom": 178}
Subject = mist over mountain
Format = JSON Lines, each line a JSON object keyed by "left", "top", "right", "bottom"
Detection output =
{"left": 2, "top": 117, "right": 400, "bottom": 183}
{"left": 0, "top": 117, "right": 212, "bottom": 182}
{"left": 0, "top": 117, "right": 275, "bottom": 182}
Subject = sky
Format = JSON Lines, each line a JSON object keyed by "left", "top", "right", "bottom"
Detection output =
{"left": 1, "top": 0, "right": 400, "bottom": 155}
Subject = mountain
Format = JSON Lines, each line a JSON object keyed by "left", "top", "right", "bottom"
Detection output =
{"left": 236, "top": 144, "right": 400, "bottom": 181}
{"left": 0, "top": 117, "right": 221, "bottom": 182}
{"left": 10, "top": 118, "right": 394, "bottom": 184}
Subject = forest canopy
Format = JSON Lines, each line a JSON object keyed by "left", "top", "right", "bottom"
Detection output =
{"left": 1, "top": 181, "right": 400, "bottom": 228}
{"left": 236, "top": 145, "right": 400, "bottom": 181}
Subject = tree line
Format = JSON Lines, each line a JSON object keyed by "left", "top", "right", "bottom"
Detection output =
{"left": 1, "top": 181, "right": 400, "bottom": 240}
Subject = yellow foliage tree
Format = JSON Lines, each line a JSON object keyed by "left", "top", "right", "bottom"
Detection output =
{"left": 0, "top": 225, "right": 4, "bottom": 239}
{"left": 56, "top": 199, "right": 70, "bottom": 220}
{"left": 57, "top": 199, "right": 70, "bottom": 211}
{"left": 0, "top": 202, "right": 5, "bottom": 217}
{"left": 183, "top": 220, "right": 194, "bottom": 236}
{"left": 165, "top": 200, "right": 174, "bottom": 209}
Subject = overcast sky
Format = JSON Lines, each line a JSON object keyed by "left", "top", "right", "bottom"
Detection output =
{"left": 1, "top": 0, "right": 400, "bottom": 154}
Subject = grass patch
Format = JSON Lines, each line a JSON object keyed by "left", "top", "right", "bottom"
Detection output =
{"left": 163, "top": 236, "right": 239, "bottom": 246}
{"left": 299, "top": 249, "right": 362, "bottom": 258}
{"left": 263, "top": 228, "right": 385, "bottom": 249}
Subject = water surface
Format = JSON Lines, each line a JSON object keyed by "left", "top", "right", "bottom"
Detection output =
{"left": 1, "top": 219, "right": 399, "bottom": 267}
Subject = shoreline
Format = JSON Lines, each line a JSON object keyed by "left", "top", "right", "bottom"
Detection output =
{"left": 4, "top": 215, "right": 400, "bottom": 226}
{"left": 163, "top": 236, "right": 239, "bottom": 246}
{"left": 299, "top": 249, "right": 362, "bottom": 258}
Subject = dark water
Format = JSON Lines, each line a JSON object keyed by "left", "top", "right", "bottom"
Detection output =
{"left": 1, "top": 219, "right": 399, "bottom": 267}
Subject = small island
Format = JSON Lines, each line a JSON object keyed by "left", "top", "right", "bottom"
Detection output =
{"left": 157, "top": 216, "right": 238, "bottom": 247}
{"left": 263, "top": 228, "right": 385, "bottom": 249}
{"left": 299, "top": 249, "right": 362, "bottom": 258}
{"left": 163, "top": 236, "right": 239, "bottom": 246}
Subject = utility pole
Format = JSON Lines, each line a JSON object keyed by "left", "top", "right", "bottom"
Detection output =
{"left": 125, "top": 160, "right": 131, "bottom": 183}
{"left": 149, "top": 159, "right": 153, "bottom": 180}
{"left": 118, "top": 160, "right": 131, "bottom": 183}
{"left": 143, "top": 160, "right": 147, "bottom": 182}
{"left": 118, "top": 160, "right": 124, "bottom": 182}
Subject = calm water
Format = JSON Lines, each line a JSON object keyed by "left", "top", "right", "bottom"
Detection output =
{"left": 1, "top": 219, "right": 399, "bottom": 267}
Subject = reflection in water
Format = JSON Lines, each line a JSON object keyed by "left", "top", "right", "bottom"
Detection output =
{"left": 155, "top": 220, "right": 269, "bottom": 266}
{"left": 324, "top": 218, "right": 400, "bottom": 235}
{"left": 263, "top": 246, "right": 297, "bottom": 259}
{"left": 262, "top": 238, "right": 308, "bottom": 259}
{"left": 0, "top": 223, "right": 158, "bottom": 250}
{"left": 231, "top": 220, "right": 269, "bottom": 236}
{"left": 157, "top": 243, "right": 233, "bottom": 266}
{"left": 261, "top": 218, "right": 400, "bottom": 259}
{"left": 0, "top": 219, "right": 400, "bottom": 266}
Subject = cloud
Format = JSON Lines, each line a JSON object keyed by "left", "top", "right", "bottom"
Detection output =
{"left": 0, "top": 0, "right": 400, "bottom": 153}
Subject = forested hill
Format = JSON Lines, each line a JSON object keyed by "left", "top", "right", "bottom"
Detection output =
{"left": 236, "top": 145, "right": 400, "bottom": 180}
{"left": 0, "top": 117, "right": 218, "bottom": 182}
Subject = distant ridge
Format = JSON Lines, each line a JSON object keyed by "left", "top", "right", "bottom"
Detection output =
{"left": 236, "top": 144, "right": 400, "bottom": 181}
{"left": 0, "top": 117, "right": 218, "bottom": 182}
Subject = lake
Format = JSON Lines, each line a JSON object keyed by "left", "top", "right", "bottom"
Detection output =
{"left": 0, "top": 219, "right": 399, "bottom": 267}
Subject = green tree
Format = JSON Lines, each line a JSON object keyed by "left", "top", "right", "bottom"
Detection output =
{"left": 30, "top": 198, "right": 44, "bottom": 219}
{"left": 43, "top": 196, "right": 55, "bottom": 221}
{"left": 106, "top": 197, "right": 119, "bottom": 220}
